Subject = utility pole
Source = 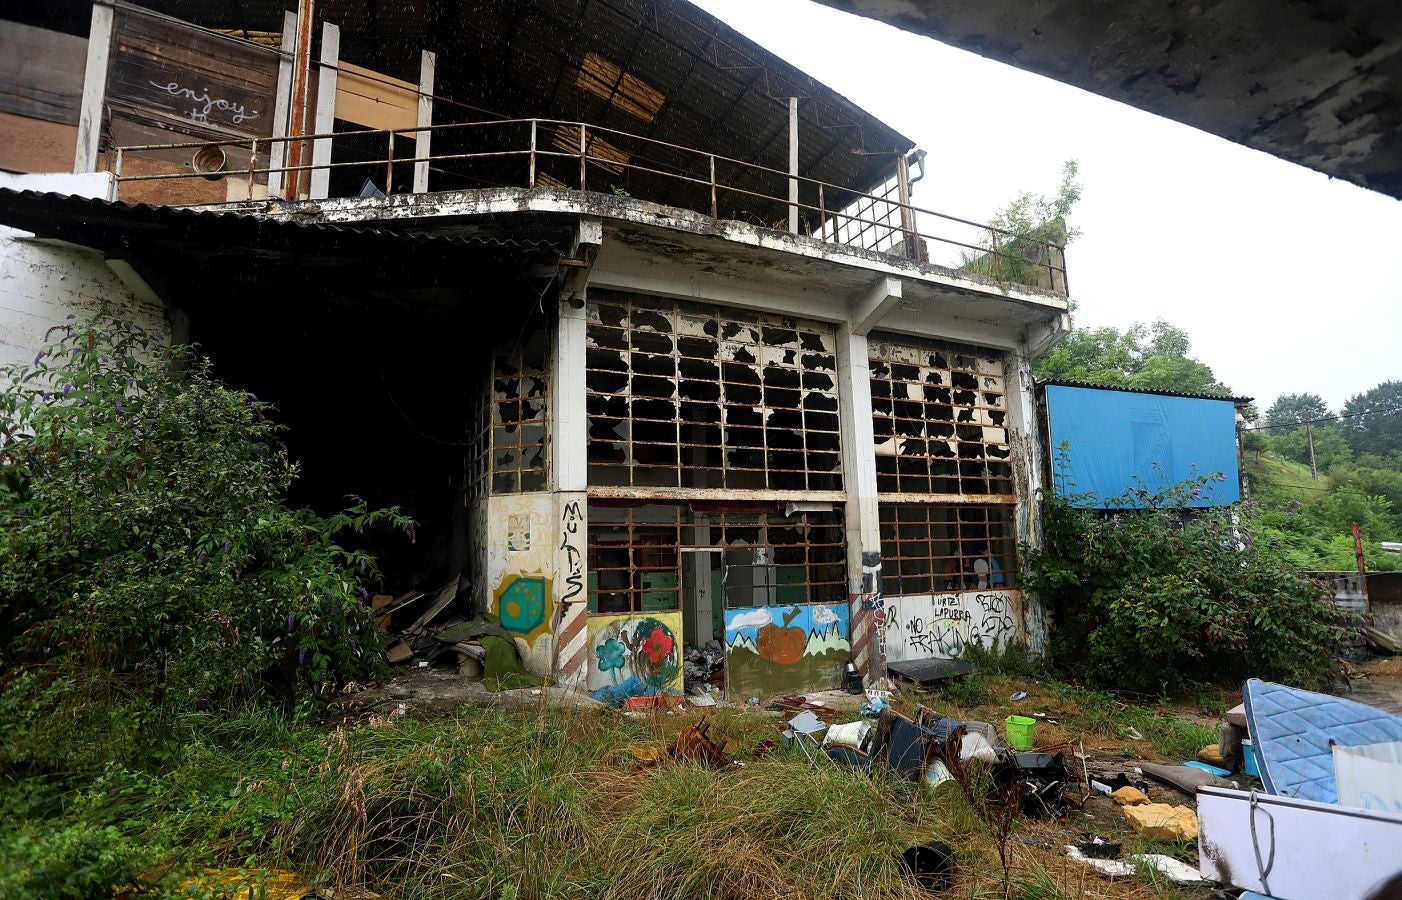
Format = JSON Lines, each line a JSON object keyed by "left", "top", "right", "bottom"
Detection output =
{"left": 1307, "top": 423, "right": 1317, "bottom": 479}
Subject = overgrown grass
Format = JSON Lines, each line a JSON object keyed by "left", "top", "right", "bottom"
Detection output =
{"left": 0, "top": 701, "right": 1211, "bottom": 899}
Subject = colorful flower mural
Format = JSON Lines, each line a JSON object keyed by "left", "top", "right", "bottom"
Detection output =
{"left": 587, "top": 612, "right": 683, "bottom": 703}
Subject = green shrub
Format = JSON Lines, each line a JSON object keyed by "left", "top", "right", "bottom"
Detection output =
{"left": 0, "top": 319, "right": 407, "bottom": 765}
{"left": 1026, "top": 460, "right": 1345, "bottom": 694}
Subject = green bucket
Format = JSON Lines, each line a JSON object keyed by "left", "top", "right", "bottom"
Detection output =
{"left": 1005, "top": 715, "right": 1036, "bottom": 751}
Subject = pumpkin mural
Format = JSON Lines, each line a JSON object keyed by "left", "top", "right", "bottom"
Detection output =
{"left": 756, "top": 607, "right": 805, "bottom": 665}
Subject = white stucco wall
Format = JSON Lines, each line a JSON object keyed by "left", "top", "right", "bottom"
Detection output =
{"left": 0, "top": 172, "right": 166, "bottom": 371}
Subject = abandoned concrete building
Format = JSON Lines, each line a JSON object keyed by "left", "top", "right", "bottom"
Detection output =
{"left": 0, "top": 0, "right": 1070, "bottom": 699}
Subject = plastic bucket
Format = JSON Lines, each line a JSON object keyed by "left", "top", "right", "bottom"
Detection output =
{"left": 1006, "top": 715, "right": 1037, "bottom": 751}
{"left": 1242, "top": 739, "right": 1259, "bottom": 777}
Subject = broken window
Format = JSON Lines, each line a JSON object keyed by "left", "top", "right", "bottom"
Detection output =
{"left": 585, "top": 290, "right": 842, "bottom": 492}
{"left": 878, "top": 504, "right": 1017, "bottom": 597}
{"left": 587, "top": 504, "right": 847, "bottom": 614}
{"left": 489, "top": 328, "right": 549, "bottom": 493}
{"left": 868, "top": 335, "right": 1012, "bottom": 497}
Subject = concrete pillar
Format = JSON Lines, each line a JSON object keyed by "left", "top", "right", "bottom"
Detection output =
{"left": 788, "top": 97, "right": 800, "bottom": 235}
{"left": 835, "top": 325, "right": 885, "bottom": 682}
{"left": 413, "top": 50, "right": 435, "bottom": 193}
{"left": 309, "top": 22, "right": 339, "bottom": 201}
{"left": 1004, "top": 346, "right": 1049, "bottom": 653}
{"left": 551, "top": 289, "right": 590, "bottom": 687}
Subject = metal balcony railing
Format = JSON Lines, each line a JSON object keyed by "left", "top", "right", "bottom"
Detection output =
{"left": 110, "top": 117, "right": 1068, "bottom": 295}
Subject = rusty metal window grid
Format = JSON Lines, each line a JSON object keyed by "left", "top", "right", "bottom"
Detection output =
{"left": 868, "top": 336, "right": 1013, "bottom": 497}
{"left": 584, "top": 291, "right": 843, "bottom": 492}
{"left": 467, "top": 362, "right": 493, "bottom": 500}
{"left": 878, "top": 503, "right": 1017, "bottom": 597}
{"left": 587, "top": 503, "right": 848, "bottom": 614}
{"left": 490, "top": 329, "right": 550, "bottom": 494}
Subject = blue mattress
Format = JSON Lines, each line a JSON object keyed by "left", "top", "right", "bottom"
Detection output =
{"left": 1243, "top": 678, "right": 1402, "bottom": 804}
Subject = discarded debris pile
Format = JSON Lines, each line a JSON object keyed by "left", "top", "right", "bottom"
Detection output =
{"left": 775, "top": 704, "right": 1075, "bottom": 819}
{"left": 375, "top": 576, "right": 544, "bottom": 691}
{"left": 683, "top": 642, "right": 725, "bottom": 695}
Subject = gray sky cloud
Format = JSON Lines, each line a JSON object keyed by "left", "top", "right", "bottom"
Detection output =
{"left": 691, "top": 0, "right": 1402, "bottom": 411}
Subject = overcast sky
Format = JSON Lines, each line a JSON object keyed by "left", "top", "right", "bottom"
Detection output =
{"left": 691, "top": 0, "right": 1402, "bottom": 412}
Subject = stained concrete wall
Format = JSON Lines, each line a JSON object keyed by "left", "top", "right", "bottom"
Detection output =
{"left": 0, "top": 172, "right": 166, "bottom": 372}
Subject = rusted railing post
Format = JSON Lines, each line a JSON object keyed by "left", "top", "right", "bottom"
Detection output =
{"left": 579, "top": 124, "right": 588, "bottom": 192}
{"left": 990, "top": 230, "right": 1002, "bottom": 280}
{"left": 385, "top": 131, "right": 395, "bottom": 196}
{"left": 818, "top": 183, "right": 826, "bottom": 238}
{"left": 709, "top": 154, "right": 717, "bottom": 218}
{"left": 528, "top": 119, "right": 537, "bottom": 189}
{"left": 248, "top": 140, "right": 258, "bottom": 201}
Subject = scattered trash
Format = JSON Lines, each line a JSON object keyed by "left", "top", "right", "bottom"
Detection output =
{"left": 1197, "top": 741, "right": 1230, "bottom": 769}
{"left": 843, "top": 661, "right": 865, "bottom": 694}
{"left": 1010, "top": 690, "right": 1029, "bottom": 702}
{"left": 1136, "top": 854, "right": 1202, "bottom": 884}
{"left": 1066, "top": 847, "right": 1202, "bottom": 884}
{"left": 628, "top": 744, "right": 664, "bottom": 767}
{"left": 683, "top": 642, "right": 725, "bottom": 694}
{"left": 1184, "top": 759, "right": 1231, "bottom": 777}
{"left": 1140, "top": 761, "right": 1236, "bottom": 793}
{"left": 861, "top": 694, "right": 889, "bottom": 717}
{"left": 687, "top": 692, "right": 717, "bottom": 707}
{"left": 923, "top": 759, "right": 954, "bottom": 790}
{"left": 900, "top": 841, "right": 954, "bottom": 893}
{"left": 1074, "top": 835, "right": 1121, "bottom": 859}
{"left": 1122, "top": 726, "right": 1144, "bottom": 741}
{"left": 995, "top": 751, "right": 1070, "bottom": 817}
{"left": 670, "top": 717, "right": 732, "bottom": 768}
{"left": 1065, "top": 845, "right": 1134, "bottom": 878}
{"left": 825, "top": 720, "right": 870, "bottom": 750}
{"left": 1243, "top": 677, "right": 1402, "bottom": 803}
{"left": 176, "top": 868, "right": 311, "bottom": 899}
{"left": 1333, "top": 740, "right": 1402, "bottom": 811}
{"left": 1122, "top": 802, "right": 1198, "bottom": 841}
{"left": 1005, "top": 714, "right": 1036, "bottom": 750}
{"left": 745, "top": 697, "right": 759, "bottom": 707}
{"left": 1110, "top": 785, "right": 1149, "bottom": 806}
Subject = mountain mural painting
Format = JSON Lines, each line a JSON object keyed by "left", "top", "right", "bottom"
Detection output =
{"left": 724, "top": 603, "right": 850, "bottom": 699}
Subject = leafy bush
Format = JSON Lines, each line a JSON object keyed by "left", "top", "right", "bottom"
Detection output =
{"left": 1026, "top": 461, "right": 1345, "bottom": 694}
{"left": 0, "top": 319, "right": 407, "bottom": 762}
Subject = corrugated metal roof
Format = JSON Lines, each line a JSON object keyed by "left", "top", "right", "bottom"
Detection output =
{"left": 1038, "top": 378, "right": 1253, "bottom": 405}
{"left": 0, "top": 188, "right": 567, "bottom": 254}
{"left": 15, "top": 0, "right": 913, "bottom": 218}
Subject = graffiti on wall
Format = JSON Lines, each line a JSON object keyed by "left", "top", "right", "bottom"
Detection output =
{"left": 724, "top": 603, "right": 851, "bottom": 698}
{"left": 559, "top": 500, "right": 584, "bottom": 605}
{"left": 883, "top": 590, "right": 1022, "bottom": 663}
{"left": 587, "top": 612, "right": 683, "bottom": 702}
{"left": 486, "top": 494, "right": 555, "bottom": 674}
{"left": 496, "top": 575, "right": 550, "bottom": 644}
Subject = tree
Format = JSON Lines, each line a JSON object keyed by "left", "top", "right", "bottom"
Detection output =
{"left": 0, "top": 320, "right": 409, "bottom": 725}
{"left": 1265, "top": 393, "right": 1331, "bottom": 432}
{"left": 1340, "top": 381, "right": 1402, "bottom": 456}
{"left": 963, "top": 160, "right": 1081, "bottom": 288}
{"left": 1035, "top": 319, "right": 1231, "bottom": 396}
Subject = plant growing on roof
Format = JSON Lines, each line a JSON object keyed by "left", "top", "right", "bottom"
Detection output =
{"left": 961, "top": 159, "right": 1081, "bottom": 290}
{"left": 0, "top": 318, "right": 410, "bottom": 753}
